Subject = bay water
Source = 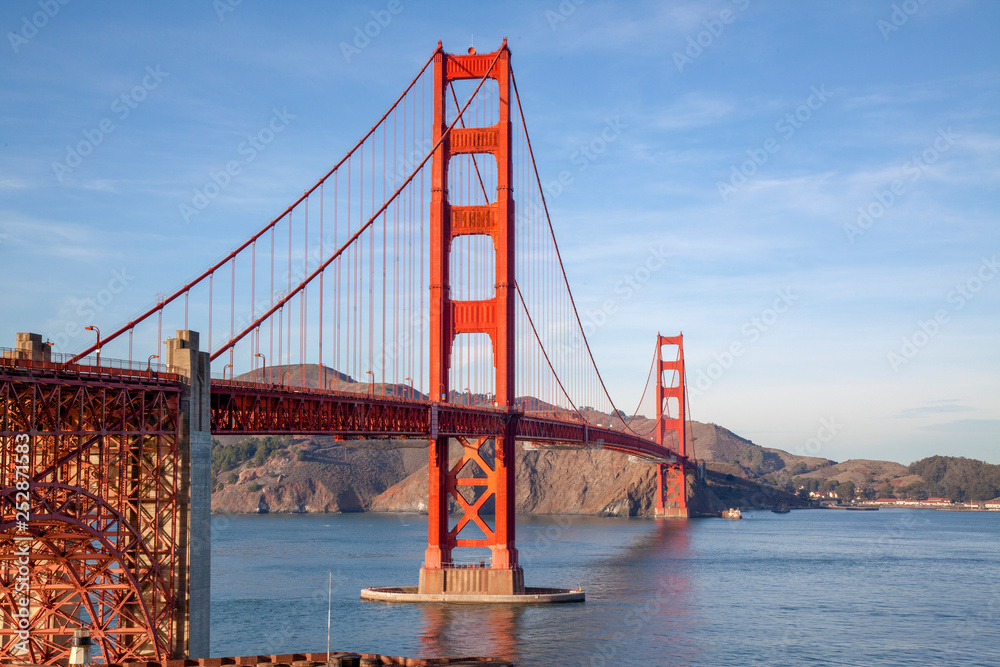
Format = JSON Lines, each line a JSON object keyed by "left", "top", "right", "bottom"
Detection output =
{"left": 211, "top": 509, "right": 1000, "bottom": 665}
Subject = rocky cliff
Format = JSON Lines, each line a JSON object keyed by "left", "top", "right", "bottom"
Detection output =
{"left": 369, "top": 443, "right": 733, "bottom": 517}
{"left": 210, "top": 363, "right": 929, "bottom": 516}
{"left": 211, "top": 436, "right": 427, "bottom": 514}
{"left": 212, "top": 419, "right": 816, "bottom": 516}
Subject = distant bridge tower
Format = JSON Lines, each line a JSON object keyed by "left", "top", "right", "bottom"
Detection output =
{"left": 421, "top": 40, "right": 523, "bottom": 595}
{"left": 655, "top": 334, "right": 689, "bottom": 518}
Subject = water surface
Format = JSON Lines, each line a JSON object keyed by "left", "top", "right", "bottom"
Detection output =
{"left": 211, "top": 509, "right": 1000, "bottom": 665}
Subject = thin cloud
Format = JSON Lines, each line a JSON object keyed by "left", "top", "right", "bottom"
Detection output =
{"left": 894, "top": 401, "right": 975, "bottom": 419}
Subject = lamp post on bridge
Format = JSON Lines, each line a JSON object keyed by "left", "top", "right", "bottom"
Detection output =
{"left": 223, "top": 363, "right": 233, "bottom": 380}
{"left": 282, "top": 371, "right": 291, "bottom": 388}
{"left": 85, "top": 326, "right": 101, "bottom": 371}
{"left": 147, "top": 354, "right": 158, "bottom": 372}
{"left": 404, "top": 377, "right": 414, "bottom": 399}
{"left": 255, "top": 353, "right": 266, "bottom": 384}
{"left": 366, "top": 370, "right": 374, "bottom": 396}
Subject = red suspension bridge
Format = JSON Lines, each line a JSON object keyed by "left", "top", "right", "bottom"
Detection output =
{"left": 1, "top": 41, "right": 691, "bottom": 664}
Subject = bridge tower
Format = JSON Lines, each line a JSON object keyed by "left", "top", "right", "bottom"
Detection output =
{"left": 420, "top": 40, "right": 523, "bottom": 595}
{"left": 655, "top": 334, "right": 690, "bottom": 518}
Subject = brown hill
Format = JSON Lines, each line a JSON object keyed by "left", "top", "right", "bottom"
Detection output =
{"left": 208, "top": 364, "right": 932, "bottom": 515}
{"left": 211, "top": 436, "right": 427, "bottom": 513}
{"left": 210, "top": 421, "right": 803, "bottom": 517}
{"left": 794, "top": 458, "right": 918, "bottom": 488}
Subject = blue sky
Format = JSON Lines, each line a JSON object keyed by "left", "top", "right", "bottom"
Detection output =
{"left": 2, "top": 1, "right": 997, "bottom": 465}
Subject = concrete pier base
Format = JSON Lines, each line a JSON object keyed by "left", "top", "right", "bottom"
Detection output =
{"left": 418, "top": 566, "right": 524, "bottom": 596}
{"left": 361, "top": 586, "right": 584, "bottom": 604}
{"left": 655, "top": 506, "right": 690, "bottom": 518}
{"left": 368, "top": 566, "right": 582, "bottom": 603}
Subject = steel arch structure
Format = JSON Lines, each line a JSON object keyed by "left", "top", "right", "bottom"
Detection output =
{"left": 0, "top": 363, "right": 183, "bottom": 663}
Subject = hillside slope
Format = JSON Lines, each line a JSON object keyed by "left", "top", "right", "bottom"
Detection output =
{"left": 209, "top": 364, "right": 993, "bottom": 513}
{"left": 211, "top": 436, "right": 427, "bottom": 513}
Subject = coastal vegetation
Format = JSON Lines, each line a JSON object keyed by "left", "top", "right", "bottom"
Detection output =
{"left": 894, "top": 456, "right": 1000, "bottom": 502}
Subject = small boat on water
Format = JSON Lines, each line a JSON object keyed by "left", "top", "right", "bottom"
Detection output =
{"left": 721, "top": 508, "right": 742, "bottom": 520}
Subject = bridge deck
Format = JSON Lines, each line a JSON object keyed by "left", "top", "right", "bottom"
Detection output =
{"left": 210, "top": 379, "right": 681, "bottom": 462}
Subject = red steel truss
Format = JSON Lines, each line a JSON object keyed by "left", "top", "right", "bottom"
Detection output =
{"left": 0, "top": 361, "right": 182, "bottom": 664}
{"left": 655, "top": 334, "right": 689, "bottom": 515}
{"left": 209, "top": 380, "right": 677, "bottom": 460}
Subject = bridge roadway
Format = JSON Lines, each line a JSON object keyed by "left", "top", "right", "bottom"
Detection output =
{"left": 0, "top": 355, "right": 679, "bottom": 462}
{"left": 210, "top": 378, "right": 683, "bottom": 463}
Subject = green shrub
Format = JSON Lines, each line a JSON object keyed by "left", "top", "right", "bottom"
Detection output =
{"left": 211, "top": 435, "right": 292, "bottom": 476}
{"left": 247, "top": 482, "right": 262, "bottom": 493}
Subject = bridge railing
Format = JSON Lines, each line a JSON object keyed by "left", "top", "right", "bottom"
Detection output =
{"left": 0, "top": 347, "right": 179, "bottom": 381}
{"left": 439, "top": 558, "right": 523, "bottom": 570}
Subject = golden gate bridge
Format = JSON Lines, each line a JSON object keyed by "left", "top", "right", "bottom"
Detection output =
{"left": 1, "top": 40, "right": 691, "bottom": 663}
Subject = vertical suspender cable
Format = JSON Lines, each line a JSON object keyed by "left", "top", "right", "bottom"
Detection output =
{"left": 230, "top": 257, "right": 235, "bottom": 372}
{"left": 319, "top": 184, "right": 324, "bottom": 387}
{"left": 302, "top": 198, "right": 308, "bottom": 387}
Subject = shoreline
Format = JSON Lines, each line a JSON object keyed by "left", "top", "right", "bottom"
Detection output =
{"left": 207, "top": 505, "right": 1000, "bottom": 518}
